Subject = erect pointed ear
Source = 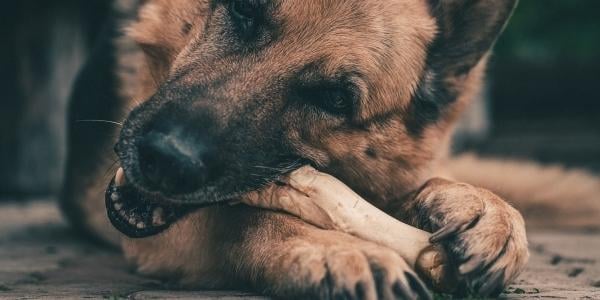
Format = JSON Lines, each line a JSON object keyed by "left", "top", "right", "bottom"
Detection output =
{"left": 428, "top": 0, "right": 518, "bottom": 76}
{"left": 406, "top": 0, "right": 517, "bottom": 136}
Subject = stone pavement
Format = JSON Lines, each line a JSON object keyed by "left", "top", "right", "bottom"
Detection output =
{"left": 0, "top": 201, "right": 598, "bottom": 299}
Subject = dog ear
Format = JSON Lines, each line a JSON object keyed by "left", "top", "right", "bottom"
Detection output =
{"left": 428, "top": 0, "right": 518, "bottom": 76}
{"left": 405, "top": 0, "right": 517, "bottom": 136}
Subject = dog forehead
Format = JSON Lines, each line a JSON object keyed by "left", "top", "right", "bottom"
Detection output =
{"left": 275, "top": 0, "right": 432, "bottom": 21}
{"left": 270, "top": 0, "right": 436, "bottom": 74}
{"left": 274, "top": 0, "right": 437, "bottom": 119}
{"left": 128, "top": 0, "right": 438, "bottom": 121}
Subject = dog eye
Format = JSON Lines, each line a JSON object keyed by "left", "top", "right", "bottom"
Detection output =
{"left": 322, "top": 88, "right": 352, "bottom": 115}
{"left": 300, "top": 86, "right": 354, "bottom": 116}
{"left": 231, "top": 0, "right": 255, "bottom": 19}
{"left": 230, "top": 0, "right": 260, "bottom": 32}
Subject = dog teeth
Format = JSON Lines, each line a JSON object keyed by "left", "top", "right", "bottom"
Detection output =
{"left": 136, "top": 222, "right": 146, "bottom": 229}
{"left": 114, "top": 203, "right": 123, "bottom": 211}
{"left": 111, "top": 192, "right": 120, "bottom": 202}
{"left": 115, "top": 168, "right": 127, "bottom": 186}
{"left": 152, "top": 207, "right": 166, "bottom": 226}
{"left": 128, "top": 216, "right": 137, "bottom": 225}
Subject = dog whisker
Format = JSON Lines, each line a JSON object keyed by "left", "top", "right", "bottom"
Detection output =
{"left": 252, "top": 165, "right": 286, "bottom": 171}
{"left": 76, "top": 119, "right": 124, "bottom": 127}
{"left": 103, "top": 159, "right": 121, "bottom": 179}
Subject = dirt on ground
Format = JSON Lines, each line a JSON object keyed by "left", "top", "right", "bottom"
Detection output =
{"left": 0, "top": 201, "right": 598, "bottom": 299}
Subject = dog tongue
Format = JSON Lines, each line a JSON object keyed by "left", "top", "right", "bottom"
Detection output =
{"left": 105, "top": 168, "right": 189, "bottom": 238}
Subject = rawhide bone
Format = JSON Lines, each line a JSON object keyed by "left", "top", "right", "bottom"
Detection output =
{"left": 242, "top": 166, "right": 458, "bottom": 292}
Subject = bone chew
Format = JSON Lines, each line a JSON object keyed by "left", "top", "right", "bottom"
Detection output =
{"left": 242, "top": 166, "right": 455, "bottom": 291}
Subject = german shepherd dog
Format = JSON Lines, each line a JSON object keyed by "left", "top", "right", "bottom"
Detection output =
{"left": 61, "top": 0, "right": 600, "bottom": 298}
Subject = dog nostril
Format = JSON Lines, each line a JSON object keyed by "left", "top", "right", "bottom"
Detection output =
{"left": 137, "top": 130, "right": 210, "bottom": 194}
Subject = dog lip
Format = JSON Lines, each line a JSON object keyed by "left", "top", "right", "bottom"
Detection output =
{"left": 117, "top": 159, "right": 233, "bottom": 205}
{"left": 119, "top": 167, "right": 248, "bottom": 205}
{"left": 105, "top": 177, "right": 194, "bottom": 239}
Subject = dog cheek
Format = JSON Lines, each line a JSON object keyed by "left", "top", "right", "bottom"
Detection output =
{"left": 319, "top": 133, "right": 370, "bottom": 163}
{"left": 282, "top": 124, "right": 331, "bottom": 167}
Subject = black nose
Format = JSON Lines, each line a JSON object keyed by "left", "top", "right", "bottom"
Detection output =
{"left": 137, "top": 129, "right": 212, "bottom": 194}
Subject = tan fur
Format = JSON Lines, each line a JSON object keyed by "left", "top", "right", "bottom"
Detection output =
{"left": 66, "top": 0, "right": 597, "bottom": 298}
{"left": 117, "top": 0, "right": 441, "bottom": 208}
{"left": 113, "top": 0, "right": 520, "bottom": 294}
{"left": 122, "top": 208, "right": 227, "bottom": 287}
{"left": 123, "top": 205, "right": 423, "bottom": 298}
{"left": 448, "top": 154, "right": 600, "bottom": 230}
{"left": 275, "top": 1, "right": 437, "bottom": 119}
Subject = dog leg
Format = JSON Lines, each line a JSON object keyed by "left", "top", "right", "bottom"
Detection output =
{"left": 241, "top": 166, "right": 456, "bottom": 292}
{"left": 391, "top": 178, "right": 529, "bottom": 297}
{"left": 122, "top": 205, "right": 432, "bottom": 300}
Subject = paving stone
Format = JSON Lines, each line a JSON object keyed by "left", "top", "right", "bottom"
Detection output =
{"left": 0, "top": 201, "right": 598, "bottom": 299}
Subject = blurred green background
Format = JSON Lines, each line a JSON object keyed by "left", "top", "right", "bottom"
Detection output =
{"left": 497, "top": 0, "right": 600, "bottom": 66}
{"left": 470, "top": 0, "right": 600, "bottom": 170}
{"left": 490, "top": 0, "right": 600, "bottom": 118}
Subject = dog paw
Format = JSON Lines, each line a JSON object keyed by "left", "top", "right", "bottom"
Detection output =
{"left": 416, "top": 180, "right": 529, "bottom": 297}
{"left": 272, "top": 239, "right": 432, "bottom": 300}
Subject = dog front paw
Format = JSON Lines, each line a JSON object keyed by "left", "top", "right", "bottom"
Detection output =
{"left": 415, "top": 180, "right": 529, "bottom": 297}
{"left": 268, "top": 237, "right": 432, "bottom": 300}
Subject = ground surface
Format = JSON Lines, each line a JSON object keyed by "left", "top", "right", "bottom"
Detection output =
{"left": 0, "top": 201, "right": 599, "bottom": 300}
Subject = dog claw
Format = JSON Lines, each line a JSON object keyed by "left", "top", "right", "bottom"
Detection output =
{"left": 477, "top": 269, "right": 506, "bottom": 297}
{"left": 405, "top": 272, "right": 433, "bottom": 300}
{"left": 430, "top": 213, "right": 481, "bottom": 244}
{"left": 459, "top": 255, "right": 486, "bottom": 275}
{"left": 392, "top": 280, "right": 414, "bottom": 299}
{"left": 429, "top": 222, "right": 462, "bottom": 243}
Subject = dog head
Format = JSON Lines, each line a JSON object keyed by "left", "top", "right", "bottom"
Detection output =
{"left": 115, "top": 0, "right": 517, "bottom": 208}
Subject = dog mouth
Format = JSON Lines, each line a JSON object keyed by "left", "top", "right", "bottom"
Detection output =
{"left": 105, "top": 169, "right": 197, "bottom": 238}
{"left": 106, "top": 158, "right": 306, "bottom": 238}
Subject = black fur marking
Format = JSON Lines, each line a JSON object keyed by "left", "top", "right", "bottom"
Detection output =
{"left": 213, "top": 0, "right": 279, "bottom": 55}
{"left": 365, "top": 147, "right": 377, "bottom": 159}
{"left": 406, "top": 70, "right": 455, "bottom": 136}
{"left": 406, "top": 0, "right": 518, "bottom": 137}
{"left": 182, "top": 22, "right": 193, "bottom": 35}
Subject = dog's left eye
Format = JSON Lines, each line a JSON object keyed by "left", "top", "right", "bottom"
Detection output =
{"left": 299, "top": 86, "right": 355, "bottom": 117}
{"left": 321, "top": 88, "right": 353, "bottom": 115}
{"left": 231, "top": 0, "right": 255, "bottom": 19}
{"left": 230, "top": 0, "right": 260, "bottom": 33}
